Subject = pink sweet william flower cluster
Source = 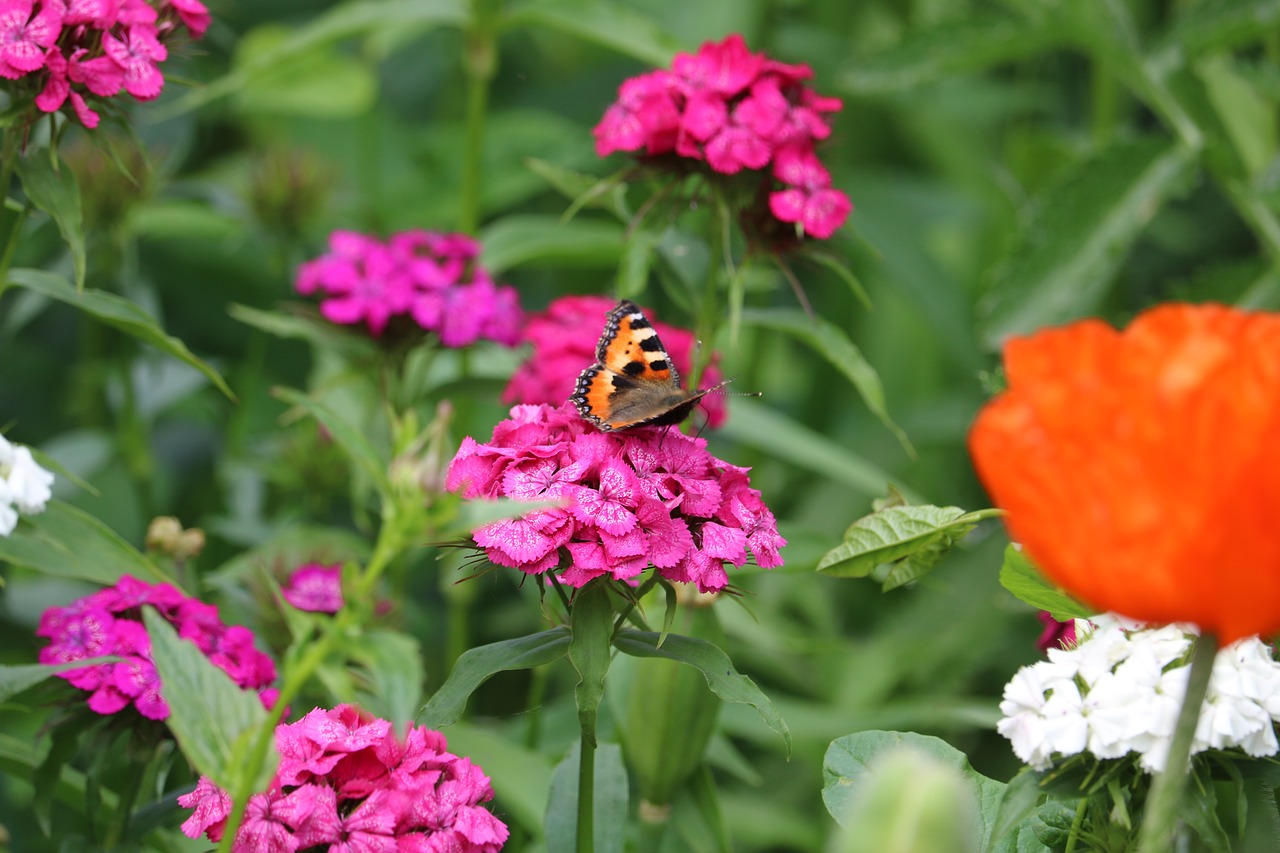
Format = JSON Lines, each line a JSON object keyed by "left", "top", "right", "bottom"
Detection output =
{"left": 502, "top": 294, "right": 727, "bottom": 429}
{"left": 296, "top": 229, "right": 523, "bottom": 344}
{"left": 0, "top": 0, "right": 210, "bottom": 129}
{"left": 446, "top": 402, "right": 785, "bottom": 592}
{"left": 282, "top": 562, "right": 343, "bottom": 614}
{"left": 36, "top": 574, "right": 278, "bottom": 720}
{"left": 594, "top": 33, "right": 850, "bottom": 240}
{"left": 179, "top": 704, "right": 509, "bottom": 853}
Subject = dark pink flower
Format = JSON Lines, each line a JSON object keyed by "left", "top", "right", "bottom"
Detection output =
{"left": 164, "top": 0, "right": 208, "bottom": 38}
{"left": 0, "top": 0, "right": 61, "bottom": 79}
{"left": 63, "top": 0, "right": 118, "bottom": 27}
{"left": 282, "top": 563, "right": 343, "bottom": 614}
{"left": 1035, "top": 611, "right": 1077, "bottom": 653}
{"left": 180, "top": 705, "right": 509, "bottom": 853}
{"left": 769, "top": 145, "right": 852, "bottom": 239}
{"left": 594, "top": 70, "right": 681, "bottom": 157}
{"left": 296, "top": 229, "right": 522, "bottom": 344}
{"left": 36, "top": 575, "right": 278, "bottom": 720}
{"left": 447, "top": 402, "right": 784, "bottom": 592}
{"left": 502, "top": 295, "right": 727, "bottom": 429}
{"left": 671, "top": 33, "right": 762, "bottom": 98}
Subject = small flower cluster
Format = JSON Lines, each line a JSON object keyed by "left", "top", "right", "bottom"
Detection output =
{"left": 282, "top": 563, "right": 343, "bottom": 614}
{"left": 594, "top": 33, "right": 850, "bottom": 240}
{"left": 179, "top": 704, "right": 509, "bottom": 852}
{"left": 296, "top": 229, "right": 523, "bottom": 344}
{"left": 0, "top": 0, "right": 209, "bottom": 129}
{"left": 36, "top": 574, "right": 278, "bottom": 720}
{"left": 502, "top": 294, "right": 727, "bottom": 429}
{"left": 0, "top": 432, "right": 53, "bottom": 536}
{"left": 999, "top": 617, "right": 1280, "bottom": 773}
{"left": 446, "top": 402, "right": 785, "bottom": 591}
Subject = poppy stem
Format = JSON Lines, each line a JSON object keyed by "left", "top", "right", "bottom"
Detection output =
{"left": 1135, "top": 631, "right": 1219, "bottom": 853}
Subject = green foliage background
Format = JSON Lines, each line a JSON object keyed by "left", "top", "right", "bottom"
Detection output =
{"left": 0, "top": 0, "right": 1277, "bottom": 850}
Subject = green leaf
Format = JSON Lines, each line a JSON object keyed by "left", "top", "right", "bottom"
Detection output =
{"left": 823, "top": 731, "right": 1038, "bottom": 852}
{"left": 817, "top": 505, "right": 1001, "bottom": 579}
{"left": 717, "top": 398, "right": 917, "bottom": 502}
{"left": 613, "top": 630, "right": 791, "bottom": 755}
{"left": 0, "top": 659, "right": 117, "bottom": 703}
{"left": 978, "top": 139, "right": 1197, "bottom": 348}
{"left": 142, "top": 609, "right": 273, "bottom": 792}
{"left": 272, "top": 385, "right": 390, "bottom": 495}
{"left": 503, "top": 0, "right": 681, "bottom": 65}
{"left": 999, "top": 546, "right": 1093, "bottom": 621}
{"left": 418, "top": 628, "right": 572, "bottom": 728}
{"left": 740, "top": 308, "right": 911, "bottom": 454}
{"left": 232, "top": 25, "right": 377, "bottom": 118}
{"left": 985, "top": 768, "right": 1045, "bottom": 853}
{"left": 1197, "top": 56, "right": 1277, "bottom": 180}
{"left": 671, "top": 764, "right": 733, "bottom": 853}
{"left": 839, "top": 13, "right": 1065, "bottom": 94}
{"left": 478, "top": 214, "right": 625, "bottom": 274}
{"left": 5, "top": 268, "right": 234, "bottom": 399}
{"left": 568, "top": 580, "right": 614, "bottom": 748}
{"left": 617, "top": 228, "right": 658, "bottom": 300}
{"left": 349, "top": 630, "right": 424, "bottom": 729}
{"left": 163, "top": 0, "right": 466, "bottom": 115}
{"left": 545, "top": 740, "right": 629, "bottom": 853}
{"left": 0, "top": 500, "right": 168, "bottom": 586}
{"left": 524, "top": 157, "right": 630, "bottom": 222}
{"left": 16, "top": 152, "right": 85, "bottom": 289}
{"left": 1155, "top": 0, "right": 1280, "bottom": 62}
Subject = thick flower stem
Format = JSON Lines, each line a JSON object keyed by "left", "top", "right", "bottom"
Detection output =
{"left": 1135, "top": 632, "right": 1219, "bottom": 853}
{"left": 459, "top": 0, "right": 497, "bottom": 235}
{"left": 577, "top": 729, "right": 596, "bottom": 853}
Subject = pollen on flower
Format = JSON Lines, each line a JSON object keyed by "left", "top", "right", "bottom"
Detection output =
{"left": 295, "top": 229, "right": 523, "bottom": 344}
{"left": 179, "top": 704, "right": 509, "bottom": 852}
{"left": 593, "top": 33, "right": 851, "bottom": 243}
{"left": 0, "top": 0, "right": 212, "bottom": 128}
{"left": 445, "top": 402, "right": 784, "bottom": 591}
{"left": 36, "top": 574, "right": 277, "bottom": 720}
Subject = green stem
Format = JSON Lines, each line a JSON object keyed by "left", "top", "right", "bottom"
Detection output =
{"left": 458, "top": 0, "right": 497, "bottom": 234}
{"left": 1135, "top": 632, "right": 1219, "bottom": 853}
{"left": 577, "top": 729, "right": 596, "bottom": 853}
{"left": 0, "top": 130, "right": 26, "bottom": 301}
{"left": 1063, "top": 796, "right": 1087, "bottom": 853}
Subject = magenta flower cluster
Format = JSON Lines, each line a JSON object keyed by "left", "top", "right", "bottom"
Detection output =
{"left": 36, "top": 574, "right": 278, "bottom": 720}
{"left": 446, "top": 402, "right": 786, "bottom": 592}
{"left": 296, "top": 229, "right": 524, "bottom": 344}
{"left": 179, "top": 704, "right": 509, "bottom": 852}
{"left": 502, "top": 294, "right": 727, "bottom": 429}
{"left": 0, "top": 0, "right": 209, "bottom": 129}
{"left": 594, "top": 33, "right": 851, "bottom": 240}
{"left": 282, "top": 563, "right": 343, "bottom": 614}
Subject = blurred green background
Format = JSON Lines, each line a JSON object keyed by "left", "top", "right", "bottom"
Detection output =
{"left": 1, "top": 0, "right": 1276, "bottom": 850}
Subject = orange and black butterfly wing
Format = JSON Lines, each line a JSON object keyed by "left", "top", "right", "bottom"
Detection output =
{"left": 594, "top": 300, "right": 682, "bottom": 385}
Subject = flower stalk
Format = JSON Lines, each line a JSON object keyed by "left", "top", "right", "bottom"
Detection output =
{"left": 1135, "top": 632, "right": 1220, "bottom": 853}
{"left": 577, "top": 730, "right": 596, "bottom": 853}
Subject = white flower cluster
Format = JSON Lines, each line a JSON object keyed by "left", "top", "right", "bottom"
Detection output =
{"left": 0, "top": 433, "right": 54, "bottom": 536}
{"left": 998, "top": 616, "right": 1280, "bottom": 773}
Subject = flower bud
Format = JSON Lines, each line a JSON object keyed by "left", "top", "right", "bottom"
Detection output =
{"left": 145, "top": 516, "right": 183, "bottom": 553}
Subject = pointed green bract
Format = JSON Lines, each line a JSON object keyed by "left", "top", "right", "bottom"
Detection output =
{"left": 568, "top": 580, "right": 614, "bottom": 748}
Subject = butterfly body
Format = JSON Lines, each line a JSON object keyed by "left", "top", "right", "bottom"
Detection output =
{"left": 572, "top": 300, "right": 725, "bottom": 431}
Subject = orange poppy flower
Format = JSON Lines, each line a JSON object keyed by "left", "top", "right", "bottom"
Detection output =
{"left": 969, "top": 303, "right": 1280, "bottom": 645}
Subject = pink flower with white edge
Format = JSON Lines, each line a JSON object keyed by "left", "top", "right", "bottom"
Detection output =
{"left": 446, "top": 402, "right": 784, "bottom": 592}
{"left": 0, "top": 0, "right": 61, "bottom": 79}
{"left": 502, "top": 295, "right": 727, "bottom": 429}
{"left": 36, "top": 575, "right": 278, "bottom": 720}
{"left": 179, "top": 705, "right": 509, "bottom": 852}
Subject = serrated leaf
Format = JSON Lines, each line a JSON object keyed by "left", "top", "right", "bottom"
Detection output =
{"left": 613, "top": 630, "right": 790, "bottom": 755}
{"left": 6, "top": 268, "right": 234, "bottom": 399}
{"left": 999, "top": 546, "right": 1093, "bottom": 621}
{"left": 817, "top": 505, "right": 1000, "bottom": 579}
{"left": 545, "top": 740, "right": 629, "bottom": 853}
{"left": 272, "top": 386, "right": 389, "bottom": 495}
{"left": 503, "top": 0, "right": 680, "bottom": 65}
{"left": 478, "top": 214, "right": 624, "bottom": 273}
{"left": 143, "top": 609, "right": 273, "bottom": 791}
{"left": 568, "top": 581, "right": 614, "bottom": 748}
{"left": 740, "top": 308, "right": 912, "bottom": 454}
{"left": 418, "top": 628, "right": 571, "bottom": 728}
{"left": 978, "top": 139, "right": 1197, "bottom": 348}
{"left": 839, "top": 14, "right": 1065, "bottom": 94}
{"left": 0, "top": 500, "right": 168, "bottom": 585}
{"left": 16, "top": 152, "right": 85, "bottom": 289}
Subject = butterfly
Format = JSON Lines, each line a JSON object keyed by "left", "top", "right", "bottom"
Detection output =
{"left": 571, "top": 300, "right": 727, "bottom": 431}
